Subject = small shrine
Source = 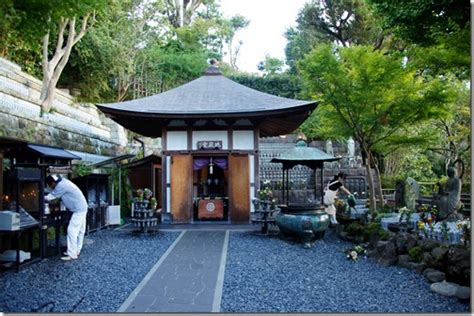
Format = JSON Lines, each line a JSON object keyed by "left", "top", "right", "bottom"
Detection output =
{"left": 97, "top": 62, "right": 318, "bottom": 224}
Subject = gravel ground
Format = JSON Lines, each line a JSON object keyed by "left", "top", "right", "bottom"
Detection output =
{"left": 221, "top": 229, "right": 471, "bottom": 313}
{"left": 0, "top": 229, "right": 180, "bottom": 313}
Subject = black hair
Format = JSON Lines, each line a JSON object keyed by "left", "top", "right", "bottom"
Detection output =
{"left": 333, "top": 172, "right": 346, "bottom": 181}
{"left": 46, "top": 174, "right": 62, "bottom": 186}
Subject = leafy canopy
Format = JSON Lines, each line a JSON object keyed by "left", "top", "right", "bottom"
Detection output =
{"left": 298, "top": 44, "right": 453, "bottom": 150}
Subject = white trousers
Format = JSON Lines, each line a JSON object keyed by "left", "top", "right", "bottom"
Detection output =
{"left": 67, "top": 210, "right": 87, "bottom": 258}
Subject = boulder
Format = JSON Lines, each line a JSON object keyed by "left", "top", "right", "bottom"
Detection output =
{"left": 446, "top": 246, "right": 470, "bottom": 265}
{"left": 396, "top": 232, "right": 416, "bottom": 254}
{"left": 376, "top": 240, "right": 397, "bottom": 267}
{"left": 405, "top": 262, "right": 426, "bottom": 274}
{"left": 419, "top": 239, "right": 439, "bottom": 252}
{"left": 431, "top": 246, "right": 448, "bottom": 262}
{"left": 423, "top": 269, "right": 446, "bottom": 283}
{"left": 455, "top": 286, "right": 470, "bottom": 300}
{"left": 430, "top": 281, "right": 459, "bottom": 297}
{"left": 446, "top": 264, "right": 471, "bottom": 286}
{"left": 398, "top": 254, "right": 412, "bottom": 267}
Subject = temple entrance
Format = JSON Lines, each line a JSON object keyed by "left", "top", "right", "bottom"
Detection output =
{"left": 192, "top": 156, "right": 229, "bottom": 222}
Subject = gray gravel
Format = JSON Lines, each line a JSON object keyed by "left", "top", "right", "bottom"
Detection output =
{"left": 220, "top": 229, "right": 470, "bottom": 313}
{"left": 0, "top": 229, "right": 180, "bottom": 313}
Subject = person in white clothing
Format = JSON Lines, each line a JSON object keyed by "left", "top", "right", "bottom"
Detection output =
{"left": 45, "top": 175, "right": 88, "bottom": 261}
{"left": 323, "top": 172, "right": 352, "bottom": 225}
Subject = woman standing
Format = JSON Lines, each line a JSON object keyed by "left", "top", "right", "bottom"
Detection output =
{"left": 323, "top": 172, "right": 352, "bottom": 225}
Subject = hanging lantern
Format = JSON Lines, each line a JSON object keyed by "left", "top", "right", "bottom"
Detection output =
{"left": 209, "top": 157, "right": 214, "bottom": 175}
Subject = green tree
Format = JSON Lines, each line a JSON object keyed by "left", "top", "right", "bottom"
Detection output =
{"left": 6, "top": 0, "right": 108, "bottom": 113}
{"left": 229, "top": 73, "right": 302, "bottom": 99}
{"left": 298, "top": 44, "right": 452, "bottom": 212}
{"left": 368, "top": 0, "right": 470, "bottom": 78}
{"left": 257, "top": 55, "right": 285, "bottom": 76}
{"left": 285, "top": 0, "right": 384, "bottom": 72}
{"left": 223, "top": 15, "right": 250, "bottom": 70}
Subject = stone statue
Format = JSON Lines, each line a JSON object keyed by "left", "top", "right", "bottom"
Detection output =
{"left": 435, "top": 167, "right": 463, "bottom": 221}
{"left": 404, "top": 177, "right": 419, "bottom": 211}
{"left": 347, "top": 137, "right": 355, "bottom": 158}
{"left": 325, "top": 140, "right": 334, "bottom": 156}
{"left": 394, "top": 180, "right": 405, "bottom": 207}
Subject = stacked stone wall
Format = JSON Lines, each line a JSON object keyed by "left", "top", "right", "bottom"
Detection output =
{"left": 0, "top": 58, "right": 161, "bottom": 156}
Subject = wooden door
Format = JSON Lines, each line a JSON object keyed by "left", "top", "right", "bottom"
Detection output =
{"left": 171, "top": 154, "right": 192, "bottom": 223}
{"left": 229, "top": 154, "right": 250, "bottom": 222}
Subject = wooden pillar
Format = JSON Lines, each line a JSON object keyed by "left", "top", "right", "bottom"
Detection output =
{"left": 0, "top": 151, "right": 3, "bottom": 210}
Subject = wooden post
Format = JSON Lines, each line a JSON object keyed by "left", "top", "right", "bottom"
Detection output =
{"left": 0, "top": 151, "right": 3, "bottom": 210}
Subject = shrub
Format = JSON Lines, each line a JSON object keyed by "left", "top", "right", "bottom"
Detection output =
{"left": 362, "top": 222, "right": 381, "bottom": 241}
{"left": 345, "top": 222, "right": 365, "bottom": 236}
{"left": 408, "top": 246, "right": 423, "bottom": 263}
{"left": 379, "top": 230, "right": 390, "bottom": 241}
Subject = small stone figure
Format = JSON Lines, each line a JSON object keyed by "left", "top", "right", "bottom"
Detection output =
{"left": 347, "top": 137, "right": 355, "bottom": 158}
{"left": 435, "top": 167, "right": 463, "bottom": 221}
{"left": 404, "top": 177, "right": 419, "bottom": 211}
{"left": 325, "top": 139, "right": 334, "bottom": 156}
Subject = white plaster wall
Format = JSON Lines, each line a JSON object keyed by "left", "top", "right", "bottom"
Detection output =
{"left": 249, "top": 154, "right": 255, "bottom": 212}
{"left": 233, "top": 130, "right": 254, "bottom": 150}
{"left": 192, "top": 130, "right": 228, "bottom": 150}
{"left": 167, "top": 131, "right": 188, "bottom": 150}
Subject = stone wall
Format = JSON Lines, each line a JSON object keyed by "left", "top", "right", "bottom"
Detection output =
{"left": 0, "top": 58, "right": 161, "bottom": 157}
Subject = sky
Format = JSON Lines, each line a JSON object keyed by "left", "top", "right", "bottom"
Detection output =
{"left": 219, "top": 0, "right": 308, "bottom": 73}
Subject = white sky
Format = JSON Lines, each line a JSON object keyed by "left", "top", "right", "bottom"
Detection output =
{"left": 219, "top": 0, "right": 308, "bottom": 73}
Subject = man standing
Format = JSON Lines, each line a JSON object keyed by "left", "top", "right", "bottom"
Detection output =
{"left": 45, "top": 175, "right": 88, "bottom": 261}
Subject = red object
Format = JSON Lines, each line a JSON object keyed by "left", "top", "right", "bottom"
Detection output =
{"left": 198, "top": 199, "right": 224, "bottom": 219}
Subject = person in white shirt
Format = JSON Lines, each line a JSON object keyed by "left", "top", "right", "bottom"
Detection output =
{"left": 45, "top": 175, "right": 88, "bottom": 261}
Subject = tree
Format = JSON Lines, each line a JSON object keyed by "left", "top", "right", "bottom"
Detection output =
{"left": 229, "top": 73, "right": 302, "bottom": 99}
{"left": 285, "top": 0, "right": 384, "bottom": 72}
{"left": 8, "top": 0, "right": 107, "bottom": 113}
{"left": 368, "top": 0, "right": 470, "bottom": 78}
{"left": 223, "top": 15, "right": 249, "bottom": 70}
{"left": 257, "top": 55, "right": 285, "bottom": 76}
{"left": 368, "top": 0, "right": 469, "bottom": 47}
{"left": 298, "top": 45, "right": 453, "bottom": 212}
{"left": 162, "top": 0, "right": 213, "bottom": 28}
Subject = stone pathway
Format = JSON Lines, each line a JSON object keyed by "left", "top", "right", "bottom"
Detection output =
{"left": 117, "top": 230, "right": 229, "bottom": 312}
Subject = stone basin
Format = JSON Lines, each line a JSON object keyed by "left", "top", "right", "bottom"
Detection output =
{"left": 275, "top": 203, "right": 330, "bottom": 248}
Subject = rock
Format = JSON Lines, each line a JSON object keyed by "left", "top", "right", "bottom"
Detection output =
{"left": 455, "top": 286, "right": 470, "bottom": 300}
{"left": 396, "top": 233, "right": 409, "bottom": 254}
{"left": 431, "top": 246, "right": 448, "bottom": 262}
{"left": 405, "top": 262, "right": 426, "bottom": 274}
{"left": 424, "top": 269, "right": 446, "bottom": 283}
{"left": 376, "top": 240, "right": 397, "bottom": 266}
{"left": 422, "top": 252, "right": 434, "bottom": 266}
{"left": 419, "top": 239, "right": 439, "bottom": 252}
{"left": 446, "top": 246, "right": 470, "bottom": 265}
{"left": 446, "top": 264, "right": 471, "bottom": 286}
{"left": 397, "top": 254, "right": 411, "bottom": 266}
{"left": 430, "top": 281, "right": 459, "bottom": 297}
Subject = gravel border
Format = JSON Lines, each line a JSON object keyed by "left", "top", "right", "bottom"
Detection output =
{"left": 0, "top": 229, "right": 180, "bottom": 312}
{"left": 221, "top": 229, "right": 470, "bottom": 313}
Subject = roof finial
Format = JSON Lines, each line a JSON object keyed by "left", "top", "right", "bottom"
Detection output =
{"left": 205, "top": 58, "right": 221, "bottom": 76}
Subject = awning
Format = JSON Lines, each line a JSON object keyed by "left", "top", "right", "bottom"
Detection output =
{"left": 27, "top": 144, "right": 81, "bottom": 160}
{"left": 91, "top": 153, "right": 135, "bottom": 168}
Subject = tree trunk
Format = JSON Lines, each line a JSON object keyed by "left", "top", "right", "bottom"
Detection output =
{"left": 369, "top": 150, "right": 385, "bottom": 208}
{"left": 39, "top": 13, "right": 94, "bottom": 115}
{"left": 360, "top": 141, "right": 377, "bottom": 214}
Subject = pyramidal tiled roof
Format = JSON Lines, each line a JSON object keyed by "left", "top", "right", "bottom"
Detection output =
{"left": 96, "top": 65, "right": 318, "bottom": 137}
{"left": 97, "top": 65, "right": 315, "bottom": 115}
